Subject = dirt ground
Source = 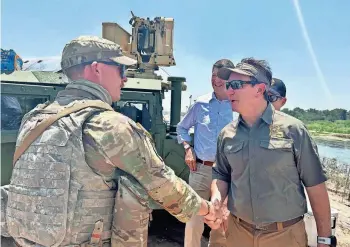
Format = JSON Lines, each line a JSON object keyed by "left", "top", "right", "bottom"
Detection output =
{"left": 328, "top": 190, "right": 350, "bottom": 247}
{"left": 147, "top": 235, "right": 209, "bottom": 247}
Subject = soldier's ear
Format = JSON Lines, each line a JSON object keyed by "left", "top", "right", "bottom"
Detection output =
{"left": 90, "top": 61, "right": 102, "bottom": 77}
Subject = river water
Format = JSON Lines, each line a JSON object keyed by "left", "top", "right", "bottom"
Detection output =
{"left": 314, "top": 137, "right": 350, "bottom": 165}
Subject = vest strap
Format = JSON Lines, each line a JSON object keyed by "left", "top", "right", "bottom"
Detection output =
{"left": 89, "top": 220, "right": 104, "bottom": 246}
{"left": 13, "top": 100, "right": 113, "bottom": 166}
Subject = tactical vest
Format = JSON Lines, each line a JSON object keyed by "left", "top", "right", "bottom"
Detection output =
{"left": 5, "top": 99, "right": 152, "bottom": 247}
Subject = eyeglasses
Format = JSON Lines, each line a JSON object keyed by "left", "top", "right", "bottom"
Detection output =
{"left": 97, "top": 61, "right": 126, "bottom": 79}
{"left": 225, "top": 79, "right": 258, "bottom": 90}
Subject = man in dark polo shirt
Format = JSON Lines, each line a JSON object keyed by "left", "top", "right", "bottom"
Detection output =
{"left": 268, "top": 78, "right": 287, "bottom": 111}
{"left": 206, "top": 57, "right": 335, "bottom": 247}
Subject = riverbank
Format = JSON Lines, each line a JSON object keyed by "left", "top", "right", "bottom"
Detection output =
{"left": 306, "top": 120, "right": 350, "bottom": 136}
{"left": 310, "top": 130, "right": 350, "bottom": 141}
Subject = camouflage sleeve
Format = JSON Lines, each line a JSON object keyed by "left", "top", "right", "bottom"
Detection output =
{"left": 84, "top": 111, "right": 202, "bottom": 223}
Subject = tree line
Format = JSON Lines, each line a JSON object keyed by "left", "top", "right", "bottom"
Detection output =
{"left": 281, "top": 107, "right": 350, "bottom": 123}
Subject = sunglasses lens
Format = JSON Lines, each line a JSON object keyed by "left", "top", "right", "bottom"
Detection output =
{"left": 227, "top": 81, "right": 243, "bottom": 90}
{"left": 120, "top": 65, "right": 126, "bottom": 78}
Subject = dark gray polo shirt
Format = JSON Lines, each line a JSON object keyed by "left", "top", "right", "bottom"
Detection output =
{"left": 212, "top": 103, "right": 327, "bottom": 224}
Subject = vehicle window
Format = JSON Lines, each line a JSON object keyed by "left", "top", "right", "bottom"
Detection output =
{"left": 1, "top": 95, "right": 48, "bottom": 131}
{"left": 114, "top": 100, "right": 152, "bottom": 131}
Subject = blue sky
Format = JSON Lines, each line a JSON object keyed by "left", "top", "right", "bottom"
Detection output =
{"left": 2, "top": 0, "right": 350, "bottom": 112}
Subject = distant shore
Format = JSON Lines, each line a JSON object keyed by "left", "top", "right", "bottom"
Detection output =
{"left": 310, "top": 130, "right": 350, "bottom": 141}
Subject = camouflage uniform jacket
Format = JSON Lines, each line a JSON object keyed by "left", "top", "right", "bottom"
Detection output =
{"left": 70, "top": 80, "right": 202, "bottom": 220}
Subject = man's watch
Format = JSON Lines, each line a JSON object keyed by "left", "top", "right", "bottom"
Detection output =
{"left": 317, "top": 235, "right": 337, "bottom": 247}
{"left": 183, "top": 143, "right": 192, "bottom": 150}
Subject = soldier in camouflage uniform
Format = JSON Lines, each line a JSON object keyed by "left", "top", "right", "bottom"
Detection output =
{"left": 2, "top": 36, "right": 223, "bottom": 247}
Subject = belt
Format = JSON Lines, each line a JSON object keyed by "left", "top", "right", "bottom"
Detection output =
{"left": 196, "top": 158, "right": 214, "bottom": 167}
{"left": 233, "top": 215, "right": 303, "bottom": 231}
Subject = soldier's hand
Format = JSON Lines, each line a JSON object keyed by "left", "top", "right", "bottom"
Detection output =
{"left": 185, "top": 147, "right": 197, "bottom": 171}
{"left": 203, "top": 199, "right": 223, "bottom": 230}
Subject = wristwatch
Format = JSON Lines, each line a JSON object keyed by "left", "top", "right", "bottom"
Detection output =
{"left": 183, "top": 143, "right": 191, "bottom": 150}
{"left": 317, "top": 235, "right": 337, "bottom": 247}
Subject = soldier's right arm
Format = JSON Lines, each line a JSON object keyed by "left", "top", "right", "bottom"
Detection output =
{"left": 84, "top": 111, "right": 209, "bottom": 223}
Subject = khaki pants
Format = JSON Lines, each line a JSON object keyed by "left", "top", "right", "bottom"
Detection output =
{"left": 184, "top": 162, "right": 227, "bottom": 247}
{"left": 225, "top": 214, "right": 308, "bottom": 247}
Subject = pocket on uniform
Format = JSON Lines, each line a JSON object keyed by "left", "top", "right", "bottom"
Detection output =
{"left": 223, "top": 141, "right": 245, "bottom": 179}
{"left": 259, "top": 138, "right": 296, "bottom": 170}
{"left": 224, "top": 141, "right": 244, "bottom": 154}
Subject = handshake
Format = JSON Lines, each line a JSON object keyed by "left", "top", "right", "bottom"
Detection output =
{"left": 200, "top": 198, "right": 230, "bottom": 231}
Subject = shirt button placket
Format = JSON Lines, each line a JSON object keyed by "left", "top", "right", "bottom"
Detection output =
{"left": 249, "top": 128, "right": 257, "bottom": 222}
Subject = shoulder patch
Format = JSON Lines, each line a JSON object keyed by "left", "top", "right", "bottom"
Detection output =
{"left": 269, "top": 123, "right": 285, "bottom": 138}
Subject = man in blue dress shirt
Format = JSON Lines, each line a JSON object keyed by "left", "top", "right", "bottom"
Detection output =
{"left": 177, "top": 59, "right": 237, "bottom": 247}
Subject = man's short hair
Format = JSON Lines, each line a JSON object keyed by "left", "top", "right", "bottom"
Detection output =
{"left": 241, "top": 57, "right": 272, "bottom": 83}
{"left": 65, "top": 64, "right": 87, "bottom": 80}
{"left": 212, "top": 59, "right": 235, "bottom": 71}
